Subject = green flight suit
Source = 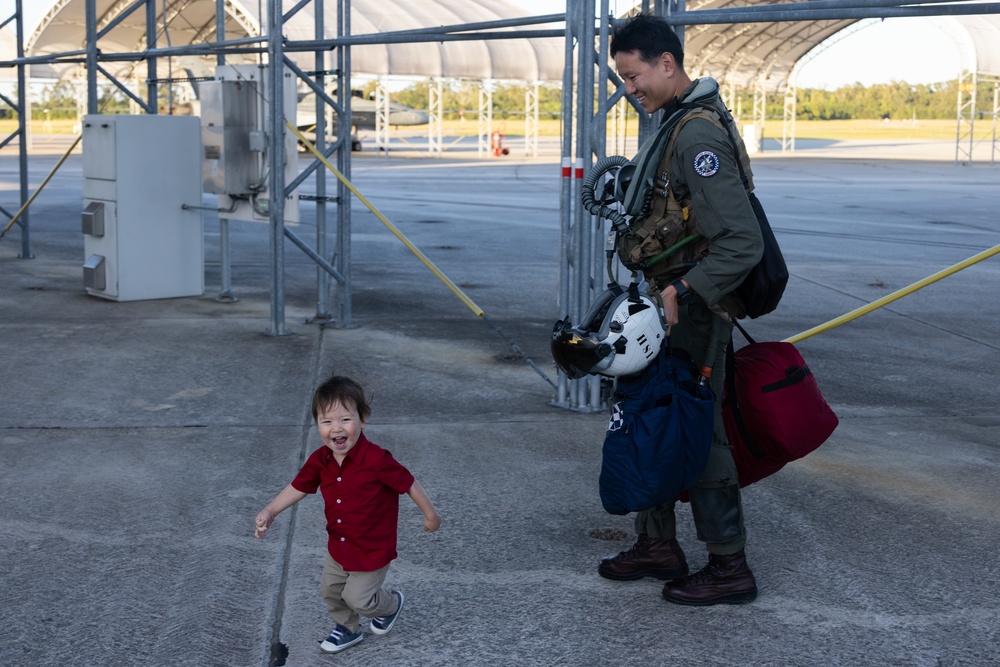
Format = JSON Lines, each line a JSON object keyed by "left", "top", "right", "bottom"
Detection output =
{"left": 632, "top": 84, "right": 764, "bottom": 555}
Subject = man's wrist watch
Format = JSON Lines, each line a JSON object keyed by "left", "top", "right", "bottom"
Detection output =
{"left": 670, "top": 279, "right": 694, "bottom": 305}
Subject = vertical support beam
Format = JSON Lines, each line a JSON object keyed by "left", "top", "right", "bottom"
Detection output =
{"left": 595, "top": 0, "right": 610, "bottom": 162}
{"left": 524, "top": 82, "right": 538, "bottom": 157}
{"left": 215, "top": 0, "right": 237, "bottom": 303}
{"left": 336, "top": 0, "right": 354, "bottom": 328}
{"left": 14, "top": 0, "right": 31, "bottom": 258}
{"left": 266, "top": 0, "right": 287, "bottom": 336}
{"left": 723, "top": 80, "right": 736, "bottom": 113}
{"left": 781, "top": 83, "right": 796, "bottom": 153}
{"left": 574, "top": 0, "right": 599, "bottom": 411}
{"left": 146, "top": 0, "right": 157, "bottom": 112}
{"left": 955, "top": 70, "right": 976, "bottom": 164}
{"left": 992, "top": 79, "right": 999, "bottom": 165}
{"left": 312, "top": 0, "right": 332, "bottom": 323}
{"left": 216, "top": 0, "right": 226, "bottom": 67}
{"left": 478, "top": 81, "right": 493, "bottom": 157}
{"left": 85, "top": 0, "right": 99, "bottom": 113}
{"left": 428, "top": 78, "right": 443, "bottom": 156}
{"left": 609, "top": 95, "right": 625, "bottom": 155}
{"left": 613, "top": 97, "right": 639, "bottom": 155}
{"left": 554, "top": 0, "right": 577, "bottom": 409}
{"left": 751, "top": 77, "right": 766, "bottom": 154}
{"left": 665, "top": 0, "right": 684, "bottom": 43}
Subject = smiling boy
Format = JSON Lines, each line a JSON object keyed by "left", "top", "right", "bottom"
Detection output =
{"left": 255, "top": 375, "right": 441, "bottom": 653}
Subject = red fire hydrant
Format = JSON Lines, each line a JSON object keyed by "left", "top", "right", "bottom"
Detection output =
{"left": 491, "top": 130, "right": 509, "bottom": 157}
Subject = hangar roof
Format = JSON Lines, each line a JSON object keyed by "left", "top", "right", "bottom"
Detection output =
{"left": 677, "top": 4, "right": 1000, "bottom": 92}
{"left": 15, "top": 0, "right": 565, "bottom": 82}
{"left": 5, "top": 1, "right": 1000, "bottom": 90}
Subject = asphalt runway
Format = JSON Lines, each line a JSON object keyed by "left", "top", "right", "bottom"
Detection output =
{"left": 1, "top": 136, "right": 998, "bottom": 666}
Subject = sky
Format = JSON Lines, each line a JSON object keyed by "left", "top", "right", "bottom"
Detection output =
{"left": 2, "top": 1, "right": 965, "bottom": 91}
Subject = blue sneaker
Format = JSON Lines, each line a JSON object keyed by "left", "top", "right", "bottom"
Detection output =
{"left": 319, "top": 624, "right": 364, "bottom": 653}
{"left": 370, "top": 590, "right": 405, "bottom": 635}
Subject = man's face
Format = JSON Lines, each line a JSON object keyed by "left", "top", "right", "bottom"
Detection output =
{"left": 615, "top": 50, "right": 677, "bottom": 114}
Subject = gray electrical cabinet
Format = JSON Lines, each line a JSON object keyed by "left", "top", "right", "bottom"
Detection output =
{"left": 81, "top": 115, "right": 204, "bottom": 301}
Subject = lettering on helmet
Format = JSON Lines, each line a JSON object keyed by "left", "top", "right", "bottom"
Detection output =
{"left": 636, "top": 333, "right": 653, "bottom": 359}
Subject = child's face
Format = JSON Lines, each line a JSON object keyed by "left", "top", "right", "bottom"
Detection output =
{"left": 316, "top": 400, "right": 366, "bottom": 462}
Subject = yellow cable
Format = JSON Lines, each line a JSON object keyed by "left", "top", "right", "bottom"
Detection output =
{"left": 2, "top": 135, "right": 83, "bottom": 237}
{"left": 286, "top": 121, "right": 485, "bottom": 318}
{"left": 784, "top": 243, "right": 1000, "bottom": 344}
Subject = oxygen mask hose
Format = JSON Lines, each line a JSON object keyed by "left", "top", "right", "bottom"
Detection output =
{"left": 581, "top": 155, "right": 633, "bottom": 233}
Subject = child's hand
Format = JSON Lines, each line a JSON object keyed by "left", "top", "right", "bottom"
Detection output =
{"left": 423, "top": 512, "right": 441, "bottom": 533}
{"left": 255, "top": 509, "right": 275, "bottom": 539}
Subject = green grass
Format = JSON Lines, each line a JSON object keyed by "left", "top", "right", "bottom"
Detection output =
{"left": 788, "top": 119, "right": 972, "bottom": 141}
{"left": 5, "top": 117, "right": 990, "bottom": 142}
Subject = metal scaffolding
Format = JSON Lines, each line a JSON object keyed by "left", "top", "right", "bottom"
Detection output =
{"left": 3, "top": 1, "right": 1000, "bottom": 409}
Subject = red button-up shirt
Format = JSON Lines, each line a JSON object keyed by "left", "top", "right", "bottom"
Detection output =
{"left": 291, "top": 434, "right": 414, "bottom": 571}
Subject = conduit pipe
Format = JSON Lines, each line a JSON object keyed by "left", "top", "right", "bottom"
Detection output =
{"left": 287, "top": 121, "right": 485, "bottom": 318}
{"left": 0, "top": 135, "right": 82, "bottom": 242}
{"left": 784, "top": 243, "right": 1000, "bottom": 344}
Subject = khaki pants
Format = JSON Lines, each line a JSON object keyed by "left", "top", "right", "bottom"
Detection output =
{"left": 319, "top": 554, "right": 399, "bottom": 633}
{"left": 634, "top": 299, "right": 747, "bottom": 556}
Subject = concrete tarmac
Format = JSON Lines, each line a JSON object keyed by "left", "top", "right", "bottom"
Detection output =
{"left": 2, "top": 137, "right": 999, "bottom": 667}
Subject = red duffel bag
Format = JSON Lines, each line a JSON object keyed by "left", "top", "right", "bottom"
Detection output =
{"left": 723, "top": 321, "right": 839, "bottom": 488}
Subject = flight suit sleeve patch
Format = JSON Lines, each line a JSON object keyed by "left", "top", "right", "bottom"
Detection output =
{"left": 693, "top": 150, "right": 720, "bottom": 177}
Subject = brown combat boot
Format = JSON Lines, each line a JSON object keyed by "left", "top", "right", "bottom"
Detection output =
{"left": 661, "top": 549, "right": 758, "bottom": 605}
{"left": 598, "top": 534, "right": 689, "bottom": 581}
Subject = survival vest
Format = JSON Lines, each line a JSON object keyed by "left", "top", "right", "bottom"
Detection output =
{"left": 589, "top": 78, "right": 785, "bottom": 319}
{"left": 617, "top": 101, "right": 754, "bottom": 292}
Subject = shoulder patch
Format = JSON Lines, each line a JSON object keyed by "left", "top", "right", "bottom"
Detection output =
{"left": 693, "top": 150, "right": 720, "bottom": 177}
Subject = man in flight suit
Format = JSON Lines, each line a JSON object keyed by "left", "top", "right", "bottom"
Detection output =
{"left": 598, "top": 13, "right": 764, "bottom": 605}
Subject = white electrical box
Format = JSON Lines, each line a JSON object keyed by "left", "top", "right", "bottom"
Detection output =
{"left": 81, "top": 114, "right": 204, "bottom": 301}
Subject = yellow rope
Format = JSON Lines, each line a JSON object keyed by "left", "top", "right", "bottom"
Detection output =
{"left": 286, "top": 121, "right": 485, "bottom": 318}
{"left": 784, "top": 243, "right": 1000, "bottom": 344}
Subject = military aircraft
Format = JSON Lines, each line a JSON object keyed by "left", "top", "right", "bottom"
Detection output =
{"left": 296, "top": 89, "right": 429, "bottom": 151}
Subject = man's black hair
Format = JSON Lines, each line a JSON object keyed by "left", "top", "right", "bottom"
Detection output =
{"left": 610, "top": 13, "right": 684, "bottom": 69}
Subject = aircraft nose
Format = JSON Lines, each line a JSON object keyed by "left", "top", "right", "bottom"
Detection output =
{"left": 393, "top": 110, "right": 429, "bottom": 125}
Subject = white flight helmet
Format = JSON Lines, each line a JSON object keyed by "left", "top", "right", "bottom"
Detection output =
{"left": 551, "top": 284, "right": 666, "bottom": 379}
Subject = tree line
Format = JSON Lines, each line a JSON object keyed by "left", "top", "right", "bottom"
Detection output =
{"left": 390, "top": 78, "right": 988, "bottom": 122}
{"left": 18, "top": 76, "right": 993, "bottom": 121}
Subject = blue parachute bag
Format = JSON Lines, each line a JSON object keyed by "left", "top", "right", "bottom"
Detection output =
{"left": 599, "top": 344, "right": 714, "bottom": 515}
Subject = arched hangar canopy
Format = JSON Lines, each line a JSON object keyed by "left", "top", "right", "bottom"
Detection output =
{"left": 674, "top": 1, "right": 855, "bottom": 92}
{"left": 948, "top": 14, "right": 1000, "bottom": 76}
{"left": 631, "top": 2, "right": 1000, "bottom": 92}
{"left": 19, "top": 0, "right": 564, "bottom": 82}
{"left": 14, "top": 2, "right": 1000, "bottom": 88}
{"left": 283, "top": 0, "right": 566, "bottom": 81}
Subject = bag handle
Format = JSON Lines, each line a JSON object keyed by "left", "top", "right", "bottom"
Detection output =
{"left": 731, "top": 318, "right": 757, "bottom": 346}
